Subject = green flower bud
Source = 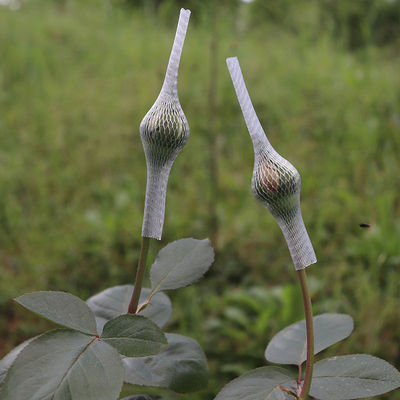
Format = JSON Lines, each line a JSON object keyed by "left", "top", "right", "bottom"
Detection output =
{"left": 252, "top": 155, "right": 300, "bottom": 219}
{"left": 140, "top": 95, "right": 189, "bottom": 168}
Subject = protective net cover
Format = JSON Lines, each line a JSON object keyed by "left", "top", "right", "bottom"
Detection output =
{"left": 140, "top": 9, "right": 191, "bottom": 240}
{"left": 226, "top": 57, "right": 316, "bottom": 270}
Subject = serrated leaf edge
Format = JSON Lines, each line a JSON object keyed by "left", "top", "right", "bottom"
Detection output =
{"left": 0, "top": 328, "right": 99, "bottom": 395}
{"left": 312, "top": 354, "right": 400, "bottom": 381}
{"left": 215, "top": 366, "right": 296, "bottom": 400}
{"left": 265, "top": 313, "right": 354, "bottom": 366}
{"left": 149, "top": 238, "right": 214, "bottom": 296}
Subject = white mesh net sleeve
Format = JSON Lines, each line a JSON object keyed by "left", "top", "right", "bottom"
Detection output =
{"left": 140, "top": 9, "right": 191, "bottom": 240}
{"left": 226, "top": 57, "right": 316, "bottom": 270}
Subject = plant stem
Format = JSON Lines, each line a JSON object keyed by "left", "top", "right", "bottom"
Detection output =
{"left": 297, "top": 268, "right": 314, "bottom": 400}
{"left": 127, "top": 236, "right": 151, "bottom": 314}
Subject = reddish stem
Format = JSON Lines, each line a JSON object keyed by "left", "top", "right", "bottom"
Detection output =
{"left": 297, "top": 269, "right": 314, "bottom": 400}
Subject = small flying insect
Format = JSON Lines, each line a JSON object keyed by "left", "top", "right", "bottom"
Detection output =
{"left": 359, "top": 223, "right": 370, "bottom": 228}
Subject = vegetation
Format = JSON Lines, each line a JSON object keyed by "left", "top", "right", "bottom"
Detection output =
{"left": 0, "top": 0, "right": 400, "bottom": 399}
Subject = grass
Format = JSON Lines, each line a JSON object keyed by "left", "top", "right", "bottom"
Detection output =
{"left": 0, "top": 1, "right": 399, "bottom": 399}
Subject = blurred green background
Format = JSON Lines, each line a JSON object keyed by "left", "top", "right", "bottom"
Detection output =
{"left": 0, "top": 0, "right": 399, "bottom": 399}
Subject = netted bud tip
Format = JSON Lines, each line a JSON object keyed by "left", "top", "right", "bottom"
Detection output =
{"left": 226, "top": 56, "right": 316, "bottom": 270}
{"left": 140, "top": 9, "right": 191, "bottom": 240}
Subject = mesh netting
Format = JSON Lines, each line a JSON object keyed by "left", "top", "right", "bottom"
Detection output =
{"left": 226, "top": 57, "right": 316, "bottom": 270}
{"left": 140, "top": 9, "right": 191, "bottom": 240}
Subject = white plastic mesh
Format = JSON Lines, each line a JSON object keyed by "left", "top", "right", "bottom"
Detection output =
{"left": 140, "top": 9, "right": 191, "bottom": 240}
{"left": 226, "top": 57, "right": 316, "bottom": 270}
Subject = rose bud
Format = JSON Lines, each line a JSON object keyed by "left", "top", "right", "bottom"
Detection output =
{"left": 140, "top": 9, "right": 191, "bottom": 240}
{"left": 226, "top": 57, "right": 316, "bottom": 270}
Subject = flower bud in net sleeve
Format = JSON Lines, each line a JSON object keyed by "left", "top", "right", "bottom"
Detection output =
{"left": 226, "top": 57, "right": 316, "bottom": 270}
{"left": 140, "top": 9, "right": 191, "bottom": 240}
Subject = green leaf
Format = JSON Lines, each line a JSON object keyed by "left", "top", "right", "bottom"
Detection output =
{"left": 101, "top": 314, "right": 167, "bottom": 357}
{"left": 0, "top": 338, "right": 35, "bottom": 386}
{"left": 86, "top": 285, "right": 171, "bottom": 332}
{"left": 310, "top": 354, "right": 400, "bottom": 400}
{"left": 265, "top": 313, "right": 353, "bottom": 365}
{"left": 0, "top": 329, "right": 124, "bottom": 400}
{"left": 16, "top": 291, "right": 98, "bottom": 335}
{"left": 150, "top": 238, "right": 214, "bottom": 293}
{"left": 123, "top": 333, "right": 208, "bottom": 393}
{"left": 214, "top": 366, "right": 296, "bottom": 400}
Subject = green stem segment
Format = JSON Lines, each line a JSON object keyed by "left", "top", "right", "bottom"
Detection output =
{"left": 297, "top": 269, "right": 314, "bottom": 400}
{"left": 128, "top": 236, "right": 151, "bottom": 314}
